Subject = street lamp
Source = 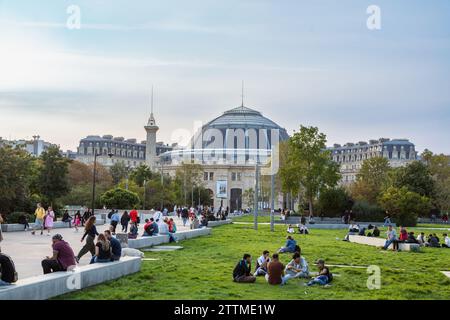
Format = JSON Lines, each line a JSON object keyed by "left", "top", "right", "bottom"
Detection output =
{"left": 91, "top": 151, "right": 113, "bottom": 216}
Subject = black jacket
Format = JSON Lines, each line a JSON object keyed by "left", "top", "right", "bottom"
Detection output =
{"left": 233, "top": 260, "right": 250, "bottom": 279}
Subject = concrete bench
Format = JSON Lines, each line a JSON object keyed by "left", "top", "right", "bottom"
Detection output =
{"left": 207, "top": 220, "right": 232, "bottom": 227}
{"left": 127, "top": 228, "right": 212, "bottom": 249}
{"left": 348, "top": 235, "right": 420, "bottom": 252}
{"left": 0, "top": 256, "right": 141, "bottom": 300}
{"left": 1, "top": 219, "right": 105, "bottom": 232}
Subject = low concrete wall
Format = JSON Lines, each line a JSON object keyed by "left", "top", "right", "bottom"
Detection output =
{"left": 1, "top": 219, "right": 105, "bottom": 232}
{"left": 207, "top": 220, "right": 232, "bottom": 227}
{"left": 128, "top": 235, "right": 170, "bottom": 249}
{"left": 0, "top": 257, "right": 141, "bottom": 300}
{"left": 348, "top": 235, "right": 420, "bottom": 252}
{"left": 127, "top": 228, "right": 212, "bottom": 249}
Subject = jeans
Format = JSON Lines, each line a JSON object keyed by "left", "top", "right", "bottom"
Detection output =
{"left": 384, "top": 239, "right": 398, "bottom": 250}
{"left": 307, "top": 275, "right": 329, "bottom": 286}
{"left": 121, "top": 223, "right": 128, "bottom": 233}
{"left": 90, "top": 256, "right": 111, "bottom": 264}
{"left": 254, "top": 267, "right": 267, "bottom": 276}
{"left": 42, "top": 259, "right": 65, "bottom": 274}
{"left": 182, "top": 218, "right": 188, "bottom": 226}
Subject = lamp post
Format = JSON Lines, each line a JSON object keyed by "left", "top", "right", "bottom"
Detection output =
{"left": 91, "top": 151, "right": 113, "bottom": 216}
{"left": 143, "top": 179, "right": 147, "bottom": 210}
{"left": 160, "top": 161, "right": 164, "bottom": 210}
{"left": 253, "top": 163, "right": 259, "bottom": 230}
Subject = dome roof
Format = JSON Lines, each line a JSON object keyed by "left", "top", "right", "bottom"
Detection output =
{"left": 204, "top": 106, "right": 288, "bottom": 136}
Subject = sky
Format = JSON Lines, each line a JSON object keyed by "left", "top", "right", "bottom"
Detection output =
{"left": 0, "top": 0, "right": 449, "bottom": 154}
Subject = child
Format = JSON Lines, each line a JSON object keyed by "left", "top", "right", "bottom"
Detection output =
{"left": 73, "top": 211, "right": 81, "bottom": 232}
{"left": 307, "top": 259, "right": 333, "bottom": 286}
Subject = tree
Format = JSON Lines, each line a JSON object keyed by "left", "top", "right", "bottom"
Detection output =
{"left": 392, "top": 161, "right": 435, "bottom": 198}
{"left": 129, "top": 164, "right": 153, "bottom": 187}
{"left": 317, "top": 187, "right": 352, "bottom": 217}
{"left": 110, "top": 162, "right": 129, "bottom": 185}
{"left": 350, "top": 157, "right": 391, "bottom": 204}
{"left": 0, "top": 146, "right": 35, "bottom": 214}
{"left": 243, "top": 188, "right": 254, "bottom": 209}
{"left": 100, "top": 188, "right": 140, "bottom": 209}
{"left": 279, "top": 126, "right": 340, "bottom": 216}
{"left": 421, "top": 151, "right": 450, "bottom": 212}
{"left": 36, "top": 146, "right": 70, "bottom": 206}
{"left": 174, "top": 162, "right": 204, "bottom": 206}
{"left": 379, "top": 187, "right": 431, "bottom": 226}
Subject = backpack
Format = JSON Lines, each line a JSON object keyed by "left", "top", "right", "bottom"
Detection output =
{"left": 108, "top": 211, "right": 113, "bottom": 219}
{"left": 0, "top": 253, "right": 18, "bottom": 283}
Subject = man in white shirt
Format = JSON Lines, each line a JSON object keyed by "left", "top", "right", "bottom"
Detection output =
{"left": 254, "top": 250, "right": 270, "bottom": 276}
{"left": 284, "top": 252, "right": 309, "bottom": 282}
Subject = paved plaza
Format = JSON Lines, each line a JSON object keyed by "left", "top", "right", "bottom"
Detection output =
{"left": 0, "top": 217, "right": 190, "bottom": 279}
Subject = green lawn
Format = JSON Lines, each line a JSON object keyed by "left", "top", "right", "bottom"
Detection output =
{"left": 58, "top": 223, "right": 450, "bottom": 300}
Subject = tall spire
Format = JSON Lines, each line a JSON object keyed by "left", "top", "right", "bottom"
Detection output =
{"left": 151, "top": 85, "right": 154, "bottom": 115}
{"left": 148, "top": 85, "right": 156, "bottom": 126}
{"left": 241, "top": 80, "right": 244, "bottom": 107}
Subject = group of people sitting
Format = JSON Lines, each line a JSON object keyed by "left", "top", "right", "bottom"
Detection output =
{"left": 232, "top": 248, "right": 332, "bottom": 287}
{"left": 40, "top": 228, "right": 122, "bottom": 275}
{"left": 286, "top": 224, "right": 309, "bottom": 235}
{"left": 142, "top": 217, "right": 178, "bottom": 243}
{"left": 382, "top": 225, "right": 449, "bottom": 250}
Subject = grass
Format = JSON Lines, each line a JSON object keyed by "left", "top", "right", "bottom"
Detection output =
{"left": 58, "top": 223, "right": 450, "bottom": 300}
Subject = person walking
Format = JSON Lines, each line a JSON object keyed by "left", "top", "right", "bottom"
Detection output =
{"left": 73, "top": 211, "right": 81, "bottom": 232}
{"left": 120, "top": 211, "right": 130, "bottom": 233}
{"left": 44, "top": 206, "right": 55, "bottom": 236}
{"left": 110, "top": 210, "right": 120, "bottom": 235}
{"left": 76, "top": 216, "right": 99, "bottom": 263}
{"left": 31, "top": 203, "right": 46, "bottom": 235}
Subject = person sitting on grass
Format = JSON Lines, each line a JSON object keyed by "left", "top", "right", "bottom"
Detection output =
{"left": 382, "top": 225, "right": 399, "bottom": 251}
{"left": 426, "top": 234, "right": 440, "bottom": 247}
{"left": 298, "top": 224, "right": 309, "bottom": 235}
{"left": 91, "top": 233, "right": 112, "bottom": 264}
{"left": 442, "top": 233, "right": 450, "bottom": 248}
{"left": 284, "top": 252, "right": 309, "bottom": 280}
{"left": 367, "top": 226, "right": 380, "bottom": 237}
{"left": 255, "top": 250, "right": 270, "bottom": 276}
{"left": 41, "top": 234, "right": 76, "bottom": 274}
{"left": 287, "top": 224, "right": 295, "bottom": 234}
{"left": 232, "top": 253, "right": 256, "bottom": 283}
{"left": 104, "top": 230, "right": 121, "bottom": 261}
{"left": 417, "top": 232, "right": 426, "bottom": 245}
{"left": 307, "top": 259, "right": 333, "bottom": 287}
{"left": 265, "top": 253, "right": 286, "bottom": 285}
{"left": 278, "top": 236, "right": 297, "bottom": 253}
{"left": 406, "top": 232, "right": 418, "bottom": 244}
{"left": 128, "top": 221, "right": 138, "bottom": 239}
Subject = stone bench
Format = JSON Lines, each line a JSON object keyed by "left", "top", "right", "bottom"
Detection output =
{"left": 348, "top": 235, "right": 420, "bottom": 252}
{"left": 1, "top": 219, "right": 105, "bottom": 232}
{"left": 207, "top": 220, "right": 232, "bottom": 227}
{"left": 0, "top": 256, "right": 141, "bottom": 300}
{"left": 126, "top": 228, "right": 212, "bottom": 249}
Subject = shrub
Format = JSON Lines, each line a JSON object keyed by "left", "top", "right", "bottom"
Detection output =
{"left": 317, "top": 187, "right": 353, "bottom": 217}
{"left": 100, "top": 188, "right": 140, "bottom": 209}
{"left": 351, "top": 201, "right": 385, "bottom": 222}
{"left": 378, "top": 187, "right": 431, "bottom": 227}
{"left": 4, "top": 212, "right": 32, "bottom": 224}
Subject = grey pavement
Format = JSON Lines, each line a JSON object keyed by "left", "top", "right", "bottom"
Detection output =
{"left": 0, "top": 217, "right": 190, "bottom": 280}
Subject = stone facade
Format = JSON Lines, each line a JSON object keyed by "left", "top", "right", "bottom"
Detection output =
{"left": 76, "top": 134, "right": 172, "bottom": 168}
{"left": 328, "top": 138, "right": 417, "bottom": 185}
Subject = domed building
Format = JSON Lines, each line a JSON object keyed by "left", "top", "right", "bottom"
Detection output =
{"left": 160, "top": 104, "right": 289, "bottom": 211}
